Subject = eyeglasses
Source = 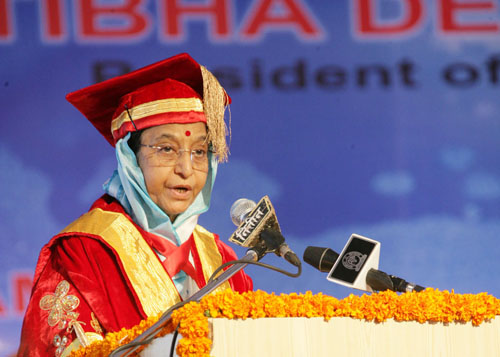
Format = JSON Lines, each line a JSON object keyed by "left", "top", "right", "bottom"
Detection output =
{"left": 140, "top": 144, "right": 212, "bottom": 171}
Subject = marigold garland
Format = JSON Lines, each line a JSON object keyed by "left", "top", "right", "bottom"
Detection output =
{"left": 71, "top": 288, "right": 500, "bottom": 356}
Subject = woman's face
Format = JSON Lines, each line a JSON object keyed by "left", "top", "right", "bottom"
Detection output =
{"left": 136, "top": 122, "right": 209, "bottom": 222}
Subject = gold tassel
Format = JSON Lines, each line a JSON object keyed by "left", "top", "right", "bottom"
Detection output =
{"left": 200, "top": 65, "right": 230, "bottom": 163}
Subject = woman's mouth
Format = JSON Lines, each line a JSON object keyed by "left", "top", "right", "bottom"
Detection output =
{"left": 170, "top": 185, "right": 192, "bottom": 198}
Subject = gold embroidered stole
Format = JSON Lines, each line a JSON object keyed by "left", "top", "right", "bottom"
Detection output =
{"left": 61, "top": 208, "right": 180, "bottom": 317}
{"left": 61, "top": 208, "right": 230, "bottom": 317}
{"left": 192, "top": 225, "right": 231, "bottom": 293}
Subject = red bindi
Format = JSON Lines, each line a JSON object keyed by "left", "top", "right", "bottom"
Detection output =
{"left": 185, "top": 130, "right": 191, "bottom": 136}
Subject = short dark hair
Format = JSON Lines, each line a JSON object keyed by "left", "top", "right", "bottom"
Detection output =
{"left": 128, "top": 130, "right": 143, "bottom": 154}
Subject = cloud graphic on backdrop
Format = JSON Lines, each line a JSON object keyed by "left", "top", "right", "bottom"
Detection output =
{"left": 463, "top": 172, "right": 500, "bottom": 200}
{"left": 474, "top": 101, "right": 497, "bottom": 119}
{"left": 251, "top": 214, "right": 500, "bottom": 300}
{"left": 77, "top": 155, "right": 117, "bottom": 207}
{"left": 439, "top": 146, "right": 475, "bottom": 172}
{"left": 199, "top": 159, "right": 283, "bottom": 239}
{"left": 0, "top": 337, "right": 11, "bottom": 356}
{"left": 0, "top": 145, "right": 61, "bottom": 355}
{"left": 371, "top": 171, "right": 415, "bottom": 196}
{"left": 0, "top": 145, "right": 59, "bottom": 272}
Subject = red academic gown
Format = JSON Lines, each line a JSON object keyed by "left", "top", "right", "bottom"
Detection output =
{"left": 17, "top": 195, "right": 252, "bottom": 356}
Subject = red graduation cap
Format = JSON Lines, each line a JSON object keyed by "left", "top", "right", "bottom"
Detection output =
{"left": 66, "top": 53, "right": 230, "bottom": 162}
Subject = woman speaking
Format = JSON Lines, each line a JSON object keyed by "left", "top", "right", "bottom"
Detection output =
{"left": 18, "top": 53, "right": 253, "bottom": 356}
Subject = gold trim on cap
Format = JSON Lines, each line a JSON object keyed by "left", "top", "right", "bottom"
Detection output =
{"left": 111, "top": 97, "right": 204, "bottom": 132}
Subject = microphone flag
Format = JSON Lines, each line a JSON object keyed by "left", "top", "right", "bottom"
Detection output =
{"left": 327, "top": 234, "right": 381, "bottom": 292}
{"left": 229, "top": 196, "right": 281, "bottom": 248}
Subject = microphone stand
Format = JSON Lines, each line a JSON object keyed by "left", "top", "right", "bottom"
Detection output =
{"left": 109, "top": 250, "right": 259, "bottom": 357}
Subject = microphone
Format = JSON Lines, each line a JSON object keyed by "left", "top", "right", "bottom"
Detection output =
{"left": 366, "top": 269, "right": 425, "bottom": 293}
{"left": 229, "top": 196, "right": 300, "bottom": 266}
{"left": 303, "top": 244, "right": 425, "bottom": 293}
{"left": 230, "top": 198, "right": 257, "bottom": 226}
{"left": 260, "top": 229, "right": 301, "bottom": 267}
{"left": 303, "top": 246, "right": 339, "bottom": 272}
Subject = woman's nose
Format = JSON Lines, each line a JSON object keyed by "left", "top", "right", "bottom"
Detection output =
{"left": 174, "top": 150, "right": 194, "bottom": 177}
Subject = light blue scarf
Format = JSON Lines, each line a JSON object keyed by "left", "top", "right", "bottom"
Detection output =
{"left": 103, "top": 133, "right": 218, "bottom": 290}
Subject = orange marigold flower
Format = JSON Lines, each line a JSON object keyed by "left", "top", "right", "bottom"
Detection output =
{"left": 72, "top": 288, "right": 500, "bottom": 356}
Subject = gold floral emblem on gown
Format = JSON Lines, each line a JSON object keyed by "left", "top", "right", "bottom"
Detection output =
{"left": 40, "top": 280, "right": 80, "bottom": 330}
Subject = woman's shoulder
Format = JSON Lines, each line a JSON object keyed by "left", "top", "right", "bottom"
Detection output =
{"left": 89, "top": 194, "right": 126, "bottom": 214}
{"left": 37, "top": 195, "right": 134, "bottom": 271}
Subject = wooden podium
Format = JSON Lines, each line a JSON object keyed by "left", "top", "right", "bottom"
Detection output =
{"left": 141, "top": 316, "right": 500, "bottom": 356}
